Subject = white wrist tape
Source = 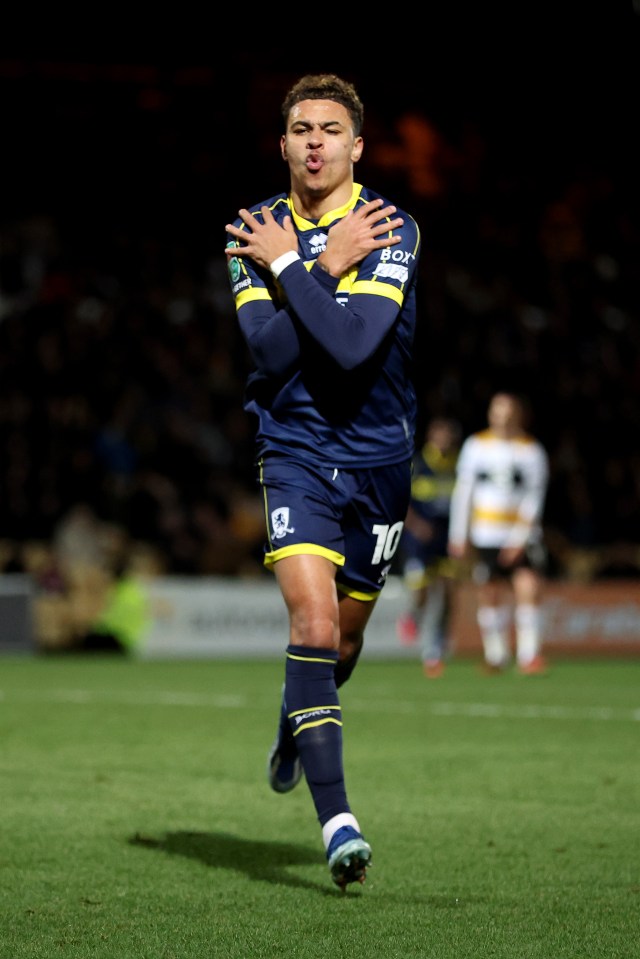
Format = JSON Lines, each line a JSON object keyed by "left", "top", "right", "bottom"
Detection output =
{"left": 270, "top": 251, "right": 300, "bottom": 278}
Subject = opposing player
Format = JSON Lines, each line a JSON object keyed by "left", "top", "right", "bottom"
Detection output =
{"left": 224, "top": 74, "right": 421, "bottom": 888}
{"left": 396, "top": 416, "right": 462, "bottom": 677}
{"left": 448, "top": 392, "right": 550, "bottom": 674}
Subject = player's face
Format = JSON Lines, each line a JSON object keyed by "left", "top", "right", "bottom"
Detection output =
{"left": 429, "top": 422, "right": 458, "bottom": 452}
{"left": 281, "top": 99, "right": 363, "bottom": 200}
{"left": 488, "top": 394, "right": 521, "bottom": 432}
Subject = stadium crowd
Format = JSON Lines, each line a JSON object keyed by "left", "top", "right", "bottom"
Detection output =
{"left": 1, "top": 62, "right": 639, "bottom": 619}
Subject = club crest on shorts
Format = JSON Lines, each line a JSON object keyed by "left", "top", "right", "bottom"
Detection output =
{"left": 271, "top": 506, "right": 295, "bottom": 539}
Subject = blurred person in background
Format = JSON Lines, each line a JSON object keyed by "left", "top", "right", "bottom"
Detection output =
{"left": 448, "top": 392, "right": 550, "bottom": 675}
{"left": 225, "top": 73, "right": 421, "bottom": 889}
{"left": 396, "top": 416, "right": 462, "bottom": 677}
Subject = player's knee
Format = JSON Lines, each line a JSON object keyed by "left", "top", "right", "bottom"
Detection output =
{"left": 291, "top": 613, "right": 339, "bottom": 650}
{"left": 513, "top": 568, "right": 540, "bottom": 602}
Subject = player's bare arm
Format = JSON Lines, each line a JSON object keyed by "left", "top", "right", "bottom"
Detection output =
{"left": 225, "top": 206, "right": 298, "bottom": 270}
{"left": 448, "top": 541, "right": 470, "bottom": 561}
{"left": 317, "top": 199, "right": 404, "bottom": 278}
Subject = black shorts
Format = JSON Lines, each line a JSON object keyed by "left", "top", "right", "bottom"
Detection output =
{"left": 472, "top": 542, "right": 548, "bottom": 585}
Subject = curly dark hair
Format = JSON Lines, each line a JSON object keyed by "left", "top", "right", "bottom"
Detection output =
{"left": 281, "top": 74, "right": 364, "bottom": 136}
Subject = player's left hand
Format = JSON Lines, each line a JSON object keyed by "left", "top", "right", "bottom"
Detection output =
{"left": 317, "top": 199, "right": 404, "bottom": 277}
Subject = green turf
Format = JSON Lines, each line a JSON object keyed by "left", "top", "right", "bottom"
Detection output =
{"left": 1, "top": 654, "right": 638, "bottom": 958}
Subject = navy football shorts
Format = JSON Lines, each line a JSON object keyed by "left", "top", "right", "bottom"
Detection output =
{"left": 258, "top": 455, "right": 412, "bottom": 600}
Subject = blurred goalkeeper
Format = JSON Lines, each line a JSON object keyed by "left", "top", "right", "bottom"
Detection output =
{"left": 225, "top": 73, "right": 421, "bottom": 889}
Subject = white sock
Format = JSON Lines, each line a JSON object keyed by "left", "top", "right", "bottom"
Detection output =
{"left": 515, "top": 604, "right": 542, "bottom": 665}
{"left": 322, "top": 812, "right": 361, "bottom": 851}
{"left": 477, "top": 605, "right": 511, "bottom": 666}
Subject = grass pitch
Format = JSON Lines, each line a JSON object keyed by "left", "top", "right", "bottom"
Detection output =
{"left": 1, "top": 653, "right": 638, "bottom": 958}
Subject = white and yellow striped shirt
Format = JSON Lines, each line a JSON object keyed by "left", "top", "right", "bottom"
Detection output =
{"left": 448, "top": 429, "right": 549, "bottom": 549}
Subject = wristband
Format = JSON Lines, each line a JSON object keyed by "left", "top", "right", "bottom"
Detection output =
{"left": 270, "top": 251, "right": 300, "bottom": 278}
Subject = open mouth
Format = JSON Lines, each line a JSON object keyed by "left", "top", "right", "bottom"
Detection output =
{"left": 306, "top": 154, "right": 323, "bottom": 172}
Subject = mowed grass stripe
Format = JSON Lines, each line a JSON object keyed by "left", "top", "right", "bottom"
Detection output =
{"left": 1, "top": 687, "right": 638, "bottom": 722}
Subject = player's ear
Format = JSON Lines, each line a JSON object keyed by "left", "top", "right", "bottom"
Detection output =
{"left": 280, "top": 135, "right": 288, "bottom": 161}
{"left": 351, "top": 136, "right": 363, "bottom": 163}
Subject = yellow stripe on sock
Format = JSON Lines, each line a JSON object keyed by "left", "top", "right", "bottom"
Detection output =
{"left": 286, "top": 652, "right": 337, "bottom": 665}
{"left": 293, "top": 717, "right": 343, "bottom": 736}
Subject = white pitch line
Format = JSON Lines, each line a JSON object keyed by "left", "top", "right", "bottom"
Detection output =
{"left": 427, "top": 702, "right": 640, "bottom": 722}
{"left": 349, "top": 698, "right": 640, "bottom": 722}
{"left": 0, "top": 689, "right": 246, "bottom": 708}
{"left": 1, "top": 689, "right": 638, "bottom": 722}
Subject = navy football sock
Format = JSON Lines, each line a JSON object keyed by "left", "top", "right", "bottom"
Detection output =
{"left": 276, "top": 639, "right": 360, "bottom": 757}
{"left": 284, "top": 644, "right": 349, "bottom": 826}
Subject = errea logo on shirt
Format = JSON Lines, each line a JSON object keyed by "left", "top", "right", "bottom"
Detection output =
{"left": 310, "top": 233, "right": 328, "bottom": 254}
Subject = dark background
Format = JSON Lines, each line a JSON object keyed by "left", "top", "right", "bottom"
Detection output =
{"left": 1, "top": 3, "right": 639, "bottom": 580}
{"left": 3, "top": 7, "right": 639, "bottom": 228}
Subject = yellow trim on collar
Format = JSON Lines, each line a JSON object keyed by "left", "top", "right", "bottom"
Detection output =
{"left": 289, "top": 184, "right": 362, "bottom": 231}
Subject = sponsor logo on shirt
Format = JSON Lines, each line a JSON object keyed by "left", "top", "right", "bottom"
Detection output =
{"left": 232, "top": 277, "right": 251, "bottom": 294}
{"left": 373, "top": 262, "right": 409, "bottom": 282}
{"left": 374, "top": 246, "right": 416, "bottom": 282}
